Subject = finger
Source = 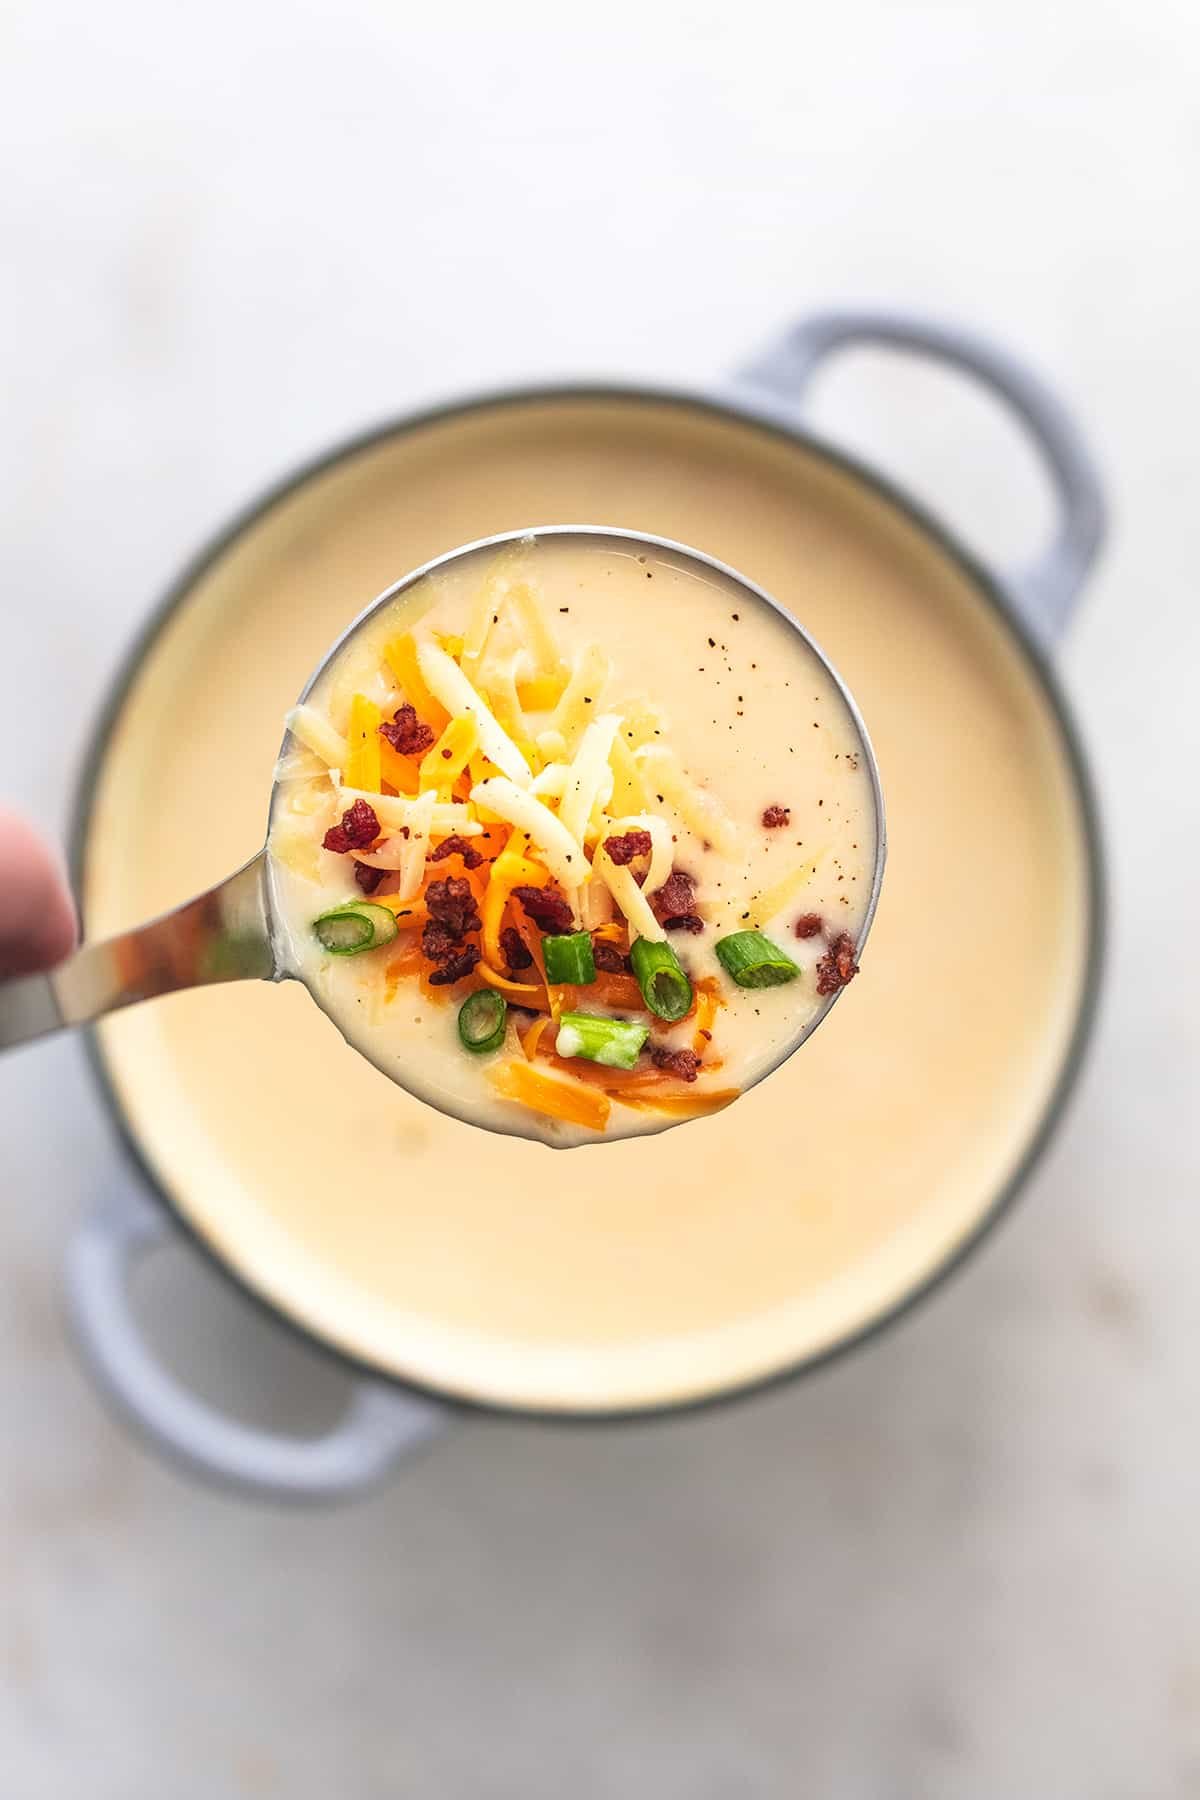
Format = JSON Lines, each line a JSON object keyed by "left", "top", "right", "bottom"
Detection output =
{"left": 0, "top": 809, "right": 78, "bottom": 978}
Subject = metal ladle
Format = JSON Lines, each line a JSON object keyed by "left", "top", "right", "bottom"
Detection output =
{"left": 0, "top": 528, "right": 886, "bottom": 1128}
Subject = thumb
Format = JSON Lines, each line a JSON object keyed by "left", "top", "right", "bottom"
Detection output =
{"left": 0, "top": 809, "right": 78, "bottom": 979}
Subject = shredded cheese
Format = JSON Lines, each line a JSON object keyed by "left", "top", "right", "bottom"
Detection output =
{"left": 635, "top": 745, "right": 740, "bottom": 858}
{"left": 607, "top": 730, "right": 646, "bottom": 814}
{"left": 417, "top": 642, "right": 533, "bottom": 787}
{"left": 344, "top": 694, "right": 383, "bottom": 792}
{"left": 285, "top": 705, "right": 348, "bottom": 770}
{"left": 397, "top": 789, "right": 436, "bottom": 901}
{"left": 530, "top": 762, "right": 569, "bottom": 799}
{"left": 469, "top": 777, "right": 587, "bottom": 891}
{"left": 505, "top": 579, "right": 560, "bottom": 676}
{"left": 593, "top": 841, "right": 666, "bottom": 943}
{"left": 419, "top": 714, "right": 479, "bottom": 798}
{"left": 336, "top": 785, "right": 481, "bottom": 836}
{"left": 558, "top": 713, "right": 621, "bottom": 849}
{"left": 551, "top": 643, "right": 609, "bottom": 741}
{"left": 383, "top": 632, "right": 450, "bottom": 735}
{"left": 488, "top": 1058, "right": 611, "bottom": 1132}
{"left": 748, "top": 852, "right": 826, "bottom": 926}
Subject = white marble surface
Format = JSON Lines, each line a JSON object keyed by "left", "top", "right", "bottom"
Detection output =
{"left": 3, "top": 4, "right": 1199, "bottom": 1795}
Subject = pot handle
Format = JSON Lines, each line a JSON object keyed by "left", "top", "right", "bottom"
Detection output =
{"left": 65, "top": 1180, "right": 448, "bottom": 1503}
{"left": 738, "top": 309, "right": 1107, "bottom": 642}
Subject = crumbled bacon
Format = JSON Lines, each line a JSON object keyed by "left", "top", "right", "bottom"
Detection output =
{"left": 815, "top": 931, "right": 859, "bottom": 995}
{"left": 665, "top": 913, "right": 704, "bottom": 935}
{"left": 762, "top": 805, "right": 790, "bottom": 828}
{"left": 604, "top": 828, "right": 652, "bottom": 866}
{"left": 428, "top": 834, "right": 483, "bottom": 870}
{"left": 793, "top": 912, "right": 824, "bottom": 939}
{"left": 592, "top": 939, "right": 628, "bottom": 974}
{"left": 425, "top": 876, "right": 481, "bottom": 939}
{"left": 322, "top": 798, "right": 380, "bottom": 853}
{"left": 513, "top": 885, "right": 574, "bottom": 934}
{"left": 651, "top": 869, "right": 704, "bottom": 935}
{"left": 353, "top": 860, "right": 386, "bottom": 894}
{"left": 422, "top": 918, "right": 460, "bottom": 963}
{"left": 500, "top": 925, "right": 534, "bottom": 974}
{"left": 650, "top": 1046, "right": 700, "bottom": 1083}
{"left": 378, "top": 702, "right": 435, "bottom": 757}
{"left": 427, "top": 944, "right": 481, "bottom": 986}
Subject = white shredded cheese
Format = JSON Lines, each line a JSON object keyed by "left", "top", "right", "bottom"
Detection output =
{"left": 469, "top": 776, "right": 587, "bottom": 891}
{"left": 397, "top": 789, "right": 436, "bottom": 901}
{"left": 285, "top": 705, "right": 349, "bottom": 769}
{"left": 558, "top": 714, "right": 621, "bottom": 849}
{"left": 531, "top": 762, "right": 570, "bottom": 798}
{"left": 335, "top": 785, "right": 481, "bottom": 836}
{"left": 551, "top": 643, "right": 609, "bottom": 741}
{"left": 635, "top": 745, "right": 740, "bottom": 858}
{"left": 592, "top": 842, "right": 666, "bottom": 943}
{"left": 417, "top": 641, "right": 533, "bottom": 787}
{"left": 506, "top": 579, "right": 560, "bottom": 675}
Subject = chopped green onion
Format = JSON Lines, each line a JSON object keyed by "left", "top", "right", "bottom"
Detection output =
{"left": 555, "top": 1010, "right": 648, "bottom": 1071}
{"left": 457, "top": 988, "right": 507, "bottom": 1054}
{"left": 715, "top": 929, "right": 801, "bottom": 988}
{"left": 312, "top": 901, "right": 399, "bottom": 956}
{"left": 629, "top": 937, "right": 693, "bottom": 1022}
{"left": 542, "top": 930, "right": 596, "bottom": 985}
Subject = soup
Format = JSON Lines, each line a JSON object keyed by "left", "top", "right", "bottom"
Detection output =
{"left": 81, "top": 395, "right": 1090, "bottom": 1412}
{"left": 267, "top": 533, "right": 879, "bottom": 1144}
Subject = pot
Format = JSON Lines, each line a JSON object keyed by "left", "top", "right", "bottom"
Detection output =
{"left": 64, "top": 309, "right": 1106, "bottom": 1500}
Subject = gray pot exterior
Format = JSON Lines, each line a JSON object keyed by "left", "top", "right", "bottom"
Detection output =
{"left": 63, "top": 307, "right": 1108, "bottom": 1503}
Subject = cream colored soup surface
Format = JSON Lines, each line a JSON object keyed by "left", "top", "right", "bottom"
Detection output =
{"left": 84, "top": 396, "right": 1091, "bottom": 1412}
{"left": 269, "top": 535, "right": 878, "bottom": 1146}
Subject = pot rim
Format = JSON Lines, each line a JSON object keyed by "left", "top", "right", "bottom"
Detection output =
{"left": 70, "top": 376, "right": 1107, "bottom": 1424}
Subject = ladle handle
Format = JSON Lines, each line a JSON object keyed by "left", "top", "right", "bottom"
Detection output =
{"left": 0, "top": 852, "right": 273, "bottom": 1053}
{"left": 738, "top": 308, "right": 1107, "bottom": 643}
{"left": 66, "top": 1181, "right": 448, "bottom": 1502}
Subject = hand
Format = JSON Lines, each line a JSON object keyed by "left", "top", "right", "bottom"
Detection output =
{"left": 0, "top": 809, "right": 78, "bottom": 979}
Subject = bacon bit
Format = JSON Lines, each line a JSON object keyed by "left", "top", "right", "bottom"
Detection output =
{"left": 353, "top": 860, "right": 386, "bottom": 894}
{"left": 427, "top": 944, "right": 481, "bottom": 986}
{"left": 378, "top": 702, "right": 435, "bottom": 757}
{"left": 422, "top": 918, "right": 460, "bottom": 962}
{"left": 762, "top": 805, "right": 790, "bottom": 828}
{"left": 425, "top": 876, "right": 481, "bottom": 939}
{"left": 592, "top": 939, "right": 628, "bottom": 974}
{"left": 665, "top": 913, "right": 704, "bottom": 935}
{"left": 513, "top": 885, "right": 574, "bottom": 934}
{"left": 500, "top": 924, "right": 534, "bottom": 973}
{"left": 815, "top": 931, "right": 859, "bottom": 995}
{"left": 794, "top": 912, "right": 824, "bottom": 939}
{"left": 651, "top": 868, "right": 703, "bottom": 934}
{"left": 428, "top": 834, "right": 484, "bottom": 869}
{"left": 650, "top": 1045, "right": 700, "bottom": 1083}
{"left": 604, "top": 828, "right": 652, "bottom": 866}
{"left": 322, "top": 798, "right": 380, "bottom": 854}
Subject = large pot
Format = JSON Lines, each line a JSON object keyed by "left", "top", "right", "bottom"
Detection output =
{"left": 66, "top": 310, "right": 1106, "bottom": 1500}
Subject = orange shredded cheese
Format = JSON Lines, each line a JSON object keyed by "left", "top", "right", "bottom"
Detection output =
{"left": 344, "top": 694, "right": 383, "bottom": 792}
{"left": 384, "top": 632, "right": 450, "bottom": 734}
{"left": 488, "top": 1058, "right": 611, "bottom": 1131}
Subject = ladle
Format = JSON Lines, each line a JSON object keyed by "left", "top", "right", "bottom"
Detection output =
{"left": 0, "top": 527, "right": 886, "bottom": 1133}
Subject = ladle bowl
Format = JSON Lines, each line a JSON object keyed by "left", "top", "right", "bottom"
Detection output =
{"left": 0, "top": 525, "right": 886, "bottom": 1139}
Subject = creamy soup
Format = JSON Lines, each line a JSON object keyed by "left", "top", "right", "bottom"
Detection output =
{"left": 82, "top": 395, "right": 1092, "bottom": 1412}
{"left": 267, "top": 534, "right": 879, "bottom": 1145}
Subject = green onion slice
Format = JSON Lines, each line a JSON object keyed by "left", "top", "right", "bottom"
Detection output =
{"left": 312, "top": 901, "right": 399, "bottom": 956}
{"left": 554, "top": 1010, "right": 648, "bottom": 1071}
{"left": 714, "top": 929, "right": 801, "bottom": 988}
{"left": 457, "top": 988, "right": 508, "bottom": 1054}
{"left": 542, "top": 930, "right": 596, "bottom": 985}
{"left": 628, "top": 937, "right": 693, "bottom": 1022}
